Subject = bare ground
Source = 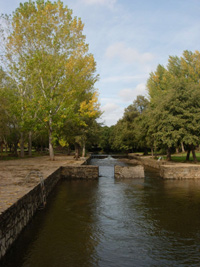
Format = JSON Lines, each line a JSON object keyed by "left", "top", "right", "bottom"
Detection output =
{"left": 0, "top": 155, "right": 85, "bottom": 214}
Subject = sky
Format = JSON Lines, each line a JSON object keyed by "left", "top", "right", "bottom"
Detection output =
{"left": 1, "top": 0, "right": 200, "bottom": 126}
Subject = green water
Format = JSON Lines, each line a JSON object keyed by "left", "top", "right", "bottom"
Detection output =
{"left": 1, "top": 157, "right": 200, "bottom": 266}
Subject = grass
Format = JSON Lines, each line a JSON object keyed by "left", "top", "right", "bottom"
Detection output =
{"left": 163, "top": 152, "right": 200, "bottom": 163}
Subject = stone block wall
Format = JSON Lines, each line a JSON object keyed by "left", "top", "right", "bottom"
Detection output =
{"left": 139, "top": 157, "right": 165, "bottom": 169}
{"left": 0, "top": 168, "right": 61, "bottom": 260}
{"left": 115, "top": 165, "right": 145, "bottom": 179}
{"left": 160, "top": 165, "right": 200, "bottom": 179}
{"left": 61, "top": 165, "right": 99, "bottom": 180}
{"left": 128, "top": 155, "right": 200, "bottom": 179}
{"left": 0, "top": 165, "right": 99, "bottom": 260}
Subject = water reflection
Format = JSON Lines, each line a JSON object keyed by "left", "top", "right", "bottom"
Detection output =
{"left": 2, "top": 157, "right": 200, "bottom": 266}
{"left": 117, "top": 167, "right": 200, "bottom": 266}
{"left": 1, "top": 180, "right": 100, "bottom": 267}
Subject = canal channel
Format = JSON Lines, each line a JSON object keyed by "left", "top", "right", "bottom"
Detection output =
{"left": 1, "top": 156, "right": 200, "bottom": 266}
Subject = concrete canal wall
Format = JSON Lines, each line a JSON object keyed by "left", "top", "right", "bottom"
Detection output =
{"left": 128, "top": 154, "right": 163, "bottom": 170}
{"left": 0, "top": 163, "right": 99, "bottom": 260}
{"left": 6, "top": 153, "right": 199, "bottom": 260}
{"left": 0, "top": 168, "right": 61, "bottom": 259}
{"left": 160, "top": 165, "right": 200, "bottom": 179}
{"left": 61, "top": 165, "right": 99, "bottom": 180}
{"left": 128, "top": 154, "right": 200, "bottom": 179}
{"left": 115, "top": 165, "right": 145, "bottom": 179}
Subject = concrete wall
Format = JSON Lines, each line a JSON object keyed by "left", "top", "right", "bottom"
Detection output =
{"left": 115, "top": 165, "right": 145, "bottom": 179}
{"left": 0, "top": 164, "right": 99, "bottom": 260}
{"left": 128, "top": 154, "right": 168, "bottom": 170}
{"left": 128, "top": 154, "right": 200, "bottom": 179}
{"left": 160, "top": 165, "right": 200, "bottom": 179}
{"left": 139, "top": 157, "right": 165, "bottom": 170}
{"left": 0, "top": 168, "right": 61, "bottom": 260}
{"left": 61, "top": 165, "right": 99, "bottom": 180}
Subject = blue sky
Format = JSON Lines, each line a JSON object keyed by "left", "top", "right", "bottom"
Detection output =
{"left": 1, "top": 0, "right": 200, "bottom": 126}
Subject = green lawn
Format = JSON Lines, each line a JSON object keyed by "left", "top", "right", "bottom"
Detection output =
{"left": 163, "top": 152, "right": 200, "bottom": 162}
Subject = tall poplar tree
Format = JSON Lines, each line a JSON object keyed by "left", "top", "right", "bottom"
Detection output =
{"left": 2, "top": 0, "right": 99, "bottom": 160}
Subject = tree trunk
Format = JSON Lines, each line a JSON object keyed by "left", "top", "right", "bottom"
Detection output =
{"left": 5, "top": 142, "right": 7, "bottom": 153}
{"left": 143, "top": 147, "right": 148, "bottom": 155}
{"left": 192, "top": 147, "right": 197, "bottom": 162}
{"left": 14, "top": 142, "right": 18, "bottom": 157}
{"left": 82, "top": 141, "right": 86, "bottom": 157}
{"left": 49, "top": 133, "right": 54, "bottom": 161}
{"left": 49, "top": 120, "right": 54, "bottom": 160}
{"left": 151, "top": 147, "right": 154, "bottom": 158}
{"left": 75, "top": 143, "right": 80, "bottom": 160}
{"left": 176, "top": 147, "right": 179, "bottom": 154}
{"left": 67, "top": 147, "right": 71, "bottom": 155}
{"left": 28, "top": 131, "right": 32, "bottom": 157}
{"left": 186, "top": 149, "right": 190, "bottom": 161}
{"left": 181, "top": 142, "right": 185, "bottom": 153}
{"left": 1, "top": 142, "right": 3, "bottom": 158}
{"left": 3, "top": 138, "right": 7, "bottom": 153}
{"left": 166, "top": 147, "right": 171, "bottom": 161}
{"left": 20, "top": 132, "right": 25, "bottom": 157}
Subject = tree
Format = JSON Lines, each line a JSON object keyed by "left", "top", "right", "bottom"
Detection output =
{"left": 58, "top": 91, "right": 101, "bottom": 158}
{"left": 146, "top": 50, "right": 200, "bottom": 161}
{"left": 147, "top": 64, "right": 170, "bottom": 104}
{"left": 99, "top": 126, "right": 113, "bottom": 153}
{"left": 2, "top": 0, "right": 99, "bottom": 160}
{"left": 78, "top": 91, "right": 101, "bottom": 157}
{"left": 133, "top": 97, "right": 150, "bottom": 155}
{"left": 0, "top": 67, "right": 21, "bottom": 156}
{"left": 108, "top": 96, "right": 149, "bottom": 153}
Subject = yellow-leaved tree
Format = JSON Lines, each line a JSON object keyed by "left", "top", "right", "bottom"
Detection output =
{"left": 2, "top": 0, "right": 100, "bottom": 160}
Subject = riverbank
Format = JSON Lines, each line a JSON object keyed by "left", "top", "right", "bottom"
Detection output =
{"left": 126, "top": 154, "right": 200, "bottom": 179}
{"left": 0, "top": 155, "right": 91, "bottom": 259}
{"left": 0, "top": 155, "right": 86, "bottom": 215}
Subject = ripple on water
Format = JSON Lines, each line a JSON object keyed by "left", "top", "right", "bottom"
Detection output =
{"left": 2, "top": 156, "right": 200, "bottom": 266}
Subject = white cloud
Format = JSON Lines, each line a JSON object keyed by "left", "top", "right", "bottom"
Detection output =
{"left": 100, "top": 98, "right": 121, "bottom": 105}
{"left": 105, "top": 42, "right": 154, "bottom": 64}
{"left": 119, "top": 83, "right": 147, "bottom": 102}
{"left": 101, "top": 103, "right": 119, "bottom": 113}
{"left": 80, "top": 0, "right": 116, "bottom": 8}
{"left": 101, "top": 74, "right": 148, "bottom": 83}
{"left": 99, "top": 102, "right": 123, "bottom": 126}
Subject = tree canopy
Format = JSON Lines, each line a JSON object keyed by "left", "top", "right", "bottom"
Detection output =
{"left": 99, "top": 50, "right": 200, "bottom": 162}
{"left": 0, "top": 0, "right": 101, "bottom": 159}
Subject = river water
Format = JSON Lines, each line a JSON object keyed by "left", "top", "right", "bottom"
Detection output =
{"left": 2, "top": 156, "right": 200, "bottom": 266}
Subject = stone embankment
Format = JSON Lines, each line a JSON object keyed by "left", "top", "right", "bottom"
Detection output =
{"left": 128, "top": 154, "right": 200, "bottom": 179}
{"left": 160, "top": 165, "right": 200, "bottom": 179}
{"left": 0, "top": 155, "right": 98, "bottom": 260}
{"left": 115, "top": 165, "right": 145, "bottom": 179}
{"left": 61, "top": 165, "right": 99, "bottom": 179}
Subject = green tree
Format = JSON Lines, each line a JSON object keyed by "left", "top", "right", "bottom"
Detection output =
{"left": 99, "top": 126, "right": 113, "bottom": 153}
{"left": 147, "top": 64, "right": 169, "bottom": 104}
{"left": 109, "top": 96, "right": 149, "bottom": 153}
{"left": 2, "top": 0, "right": 99, "bottom": 160}
{"left": 146, "top": 50, "right": 200, "bottom": 161}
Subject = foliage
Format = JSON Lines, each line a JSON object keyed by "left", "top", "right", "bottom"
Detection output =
{"left": 106, "top": 95, "right": 149, "bottom": 153}
{"left": 99, "top": 50, "right": 200, "bottom": 162}
{"left": 146, "top": 50, "right": 200, "bottom": 160}
{"left": 0, "top": 0, "right": 101, "bottom": 159}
